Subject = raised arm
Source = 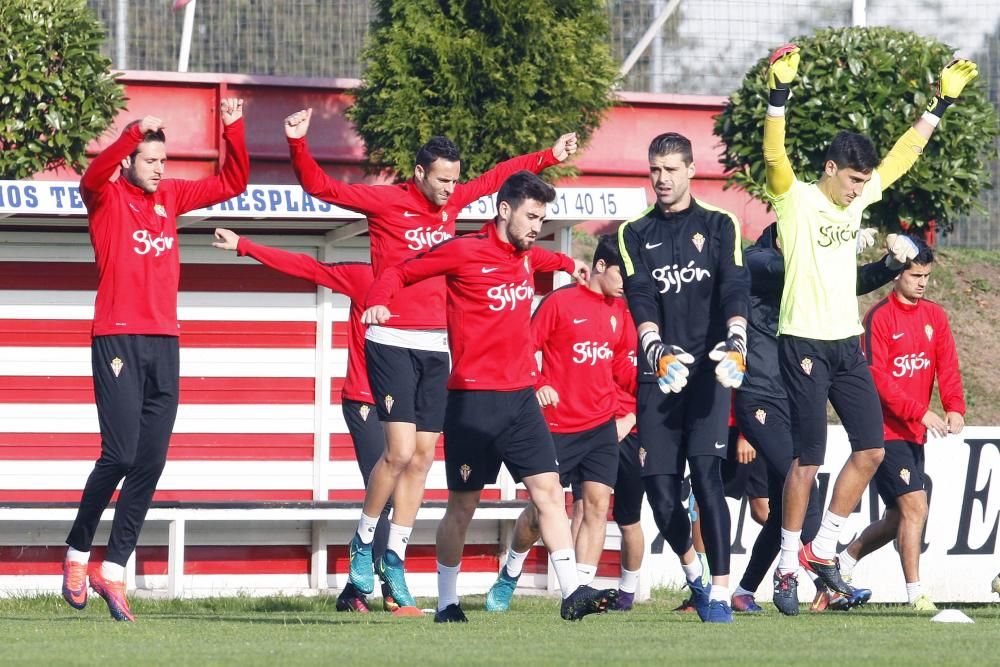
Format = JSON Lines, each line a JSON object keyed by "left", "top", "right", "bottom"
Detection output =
{"left": 451, "top": 132, "right": 575, "bottom": 209}
{"left": 79, "top": 117, "right": 161, "bottom": 205}
{"left": 363, "top": 238, "right": 466, "bottom": 323}
{"left": 174, "top": 99, "right": 251, "bottom": 214}
{"left": 877, "top": 59, "right": 978, "bottom": 190}
{"left": 283, "top": 108, "right": 382, "bottom": 213}
{"left": 763, "top": 44, "right": 800, "bottom": 198}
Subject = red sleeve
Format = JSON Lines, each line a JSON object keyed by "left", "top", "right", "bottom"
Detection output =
{"left": 172, "top": 119, "right": 251, "bottom": 214}
{"left": 934, "top": 307, "right": 966, "bottom": 415}
{"left": 530, "top": 294, "right": 560, "bottom": 390}
{"left": 287, "top": 137, "right": 384, "bottom": 214}
{"left": 451, "top": 149, "right": 560, "bottom": 209}
{"left": 237, "top": 238, "right": 372, "bottom": 302}
{"left": 863, "top": 306, "right": 927, "bottom": 422}
{"left": 80, "top": 123, "right": 146, "bottom": 206}
{"left": 612, "top": 307, "right": 638, "bottom": 397}
{"left": 529, "top": 247, "right": 575, "bottom": 275}
{"left": 366, "top": 238, "right": 465, "bottom": 308}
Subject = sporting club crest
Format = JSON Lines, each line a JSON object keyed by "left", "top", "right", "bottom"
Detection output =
{"left": 110, "top": 357, "right": 124, "bottom": 377}
{"left": 359, "top": 404, "right": 370, "bottom": 422}
{"left": 900, "top": 468, "right": 911, "bottom": 485}
{"left": 459, "top": 464, "right": 471, "bottom": 482}
{"left": 800, "top": 357, "right": 813, "bottom": 376}
{"left": 153, "top": 204, "right": 167, "bottom": 217}
{"left": 610, "top": 315, "right": 617, "bottom": 332}
{"left": 442, "top": 211, "right": 449, "bottom": 222}
{"left": 925, "top": 324, "right": 934, "bottom": 341}
{"left": 638, "top": 447, "right": 647, "bottom": 467}
{"left": 384, "top": 394, "right": 394, "bottom": 414}
{"left": 755, "top": 409, "right": 766, "bottom": 425}
{"left": 691, "top": 232, "right": 705, "bottom": 253}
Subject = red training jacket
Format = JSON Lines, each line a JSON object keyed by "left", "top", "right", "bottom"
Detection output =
{"left": 236, "top": 238, "right": 374, "bottom": 404}
{"left": 532, "top": 284, "right": 634, "bottom": 433}
{"left": 611, "top": 297, "right": 638, "bottom": 424}
{"left": 82, "top": 119, "right": 250, "bottom": 337}
{"left": 366, "top": 222, "right": 575, "bottom": 391}
{"left": 289, "top": 136, "right": 559, "bottom": 329}
{"left": 862, "top": 291, "right": 965, "bottom": 444}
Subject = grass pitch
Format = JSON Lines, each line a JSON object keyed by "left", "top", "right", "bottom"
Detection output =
{"left": 3, "top": 589, "right": 998, "bottom": 666}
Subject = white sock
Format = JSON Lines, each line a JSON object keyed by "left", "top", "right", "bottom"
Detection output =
{"left": 503, "top": 547, "right": 530, "bottom": 578}
{"left": 906, "top": 581, "right": 922, "bottom": 604}
{"left": 734, "top": 585, "right": 754, "bottom": 598}
{"left": 681, "top": 556, "right": 703, "bottom": 584}
{"left": 101, "top": 561, "right": 125, "bottom": 582}
{"left": 576, "top": 563, "right": 597, "bottom": 586}
{"left": 839, "top": 549, "right": 859, "bottom": 578}
{"left": 811, "top": 511, "right": 847, "bottom": 560}
{"left": 436, "top": 562, "right": 460, "bottom": 611}
{"left": 356, "top": 513, "right": 379, "bottom": 545}
{"left": 550, "top": 549, "right": 580, "bottom": 599}
{"left": 619, "top": 567, "right": 640, "bottom": 594}
{"left": 778, "top": 529, "right": 802, "bottom": 574}
{"left": 66, "top": 547, "right": 89, "bottom": 565}
{"left": 386, "top": 522, "right": 412, "bottom": 559}
{"left": 710, "top": 584, "right": 728, "bottom": 602}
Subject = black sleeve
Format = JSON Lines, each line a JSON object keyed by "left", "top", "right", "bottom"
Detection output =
{"left": 717, "top": 215, "right": 750, "bottom": 321}
{"left": 618, "top": 221, "right": 660, "bottom": 327}
{"left": 745, "top": 245, "right": 785, "bottom": 297}
{"left": 857, "top": 254, "right": 899, "bottom": 295}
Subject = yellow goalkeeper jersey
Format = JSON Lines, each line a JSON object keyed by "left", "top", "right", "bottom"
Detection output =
{"left": 772, "top": 172, "right": 883, "bottom": 340}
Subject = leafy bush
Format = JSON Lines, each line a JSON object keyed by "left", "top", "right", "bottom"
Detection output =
{"left": 347, "top": 0, "right": 618, "bottom": 180}
{"left": 0, "top": 0, "right": 126, "bottom": 179}
{"left": 715, "top": 27, "right": 999, "bottom": 233}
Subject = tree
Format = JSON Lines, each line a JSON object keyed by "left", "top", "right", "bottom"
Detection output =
{"left": 714, "top": 27, "right": 999, "bottom": 234}
{"left": 347, "top": 0, "right": 619, "bottom": 180}
{"left": 0, "top": 0, "right": 126, "bottom": 179}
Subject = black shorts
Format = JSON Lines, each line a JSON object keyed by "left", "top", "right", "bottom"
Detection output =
{"left": 733, "top": 391, "right": 795, "bottom": 485}
{"left": 365, "top": 339, "right": 449, "bottom": 431}
{"left": 874, "top": 440, "right": 926, "bottom": 507}
{"left": 443, "top": 389, "right": 557, "bottom": 492}
{"left": 553, "top": 419, "right": 618, "bottom": 489}
{"left": 613, "top": 432, "right": 645, "bottom": 526}
{"left": 342, "top": 399, "right": 386, "bottom": 485}
{"left": 722, "top": 427, "right": 769, "bottom": 500}
{"left": 779, "top": 335, "right": 883, "bottom": 466}
{"left": 635, "top": 365, "right": 731, "bottom": 476}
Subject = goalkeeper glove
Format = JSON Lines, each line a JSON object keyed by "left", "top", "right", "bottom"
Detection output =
{"left": 856, "top": 227, "right": 877, "bottom": 253}
{"left": 640, "top": 329, "right": 694, "bottom": 394}
{"left": 925, "top": 58, "right": 978, "bottom": 120}
{"left": 884, "top": 233, "right": 919, "bottom": 269}
{"left": 767, "top": 43, "right": 800, "bottom": 107}
{"left": 708, "top": 322, "right": 748, "bottom": 389}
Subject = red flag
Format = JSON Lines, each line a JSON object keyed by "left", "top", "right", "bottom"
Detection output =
{"left": 173, "top": 0, "right": 194, "bottom": 10}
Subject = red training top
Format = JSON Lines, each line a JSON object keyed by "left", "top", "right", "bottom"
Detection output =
{"left": 366, "top": 222, "right": 575, "bottom": 391}
{"left": 532, "top": 284, "right": 634, "bottom": 433}
{"left": 862, "top": 291, "right": 965, "bottom": 444}
{"left": 289, "top": 136, "right": 559, "bottom": 329}
{"left": 610, "top": 297, "right": 639, "bottom": 425}
{"left": 82, "top": 119, "right": 249, "bottom": 337}
{"left": 236, "top": 238, "right": 374, "bottom": 404}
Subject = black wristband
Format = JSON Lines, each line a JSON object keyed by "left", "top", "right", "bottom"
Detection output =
{"left": 768, "top": 86, "right": 790, "bottom": 107}
{"left": 925, "top": 95, "right": 954, "bottom": 118}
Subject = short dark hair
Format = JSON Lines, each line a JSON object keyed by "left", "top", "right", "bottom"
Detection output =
{"left": 415, "top": 136, "right": 461, "bottom": 171}
{"left": 905, "top": 237, "right": 935, "bottom": 269}
{"left": 497, "top": 170, "right": 555, "bottom": 212}
{"left": 129, "top": 129, "right": 166, "bottom": 161}
{"left": 825, "top": 131, "right": 878, "bottom": 173}
{"left": 648, "top": 132, "right": 693, "bottom": 165}
{"left": 592, "top": 234, "right": 620, "bottom": 269}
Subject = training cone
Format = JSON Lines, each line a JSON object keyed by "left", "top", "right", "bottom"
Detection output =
{"left": 931, "top": 609, "right": 974, "bottom": 624}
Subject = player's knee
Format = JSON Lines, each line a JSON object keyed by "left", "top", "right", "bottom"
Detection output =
{"left": 381, "top": 446, "right": 415, "bottom": 474}
{"left": 750, "top": 501, "right": 770, "bottom": 526}
{"left": 853, "top": 446, "right": 885, "bottom": 472}
{"left": 897, "top": 492, "right": 928, "bottom": 521}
